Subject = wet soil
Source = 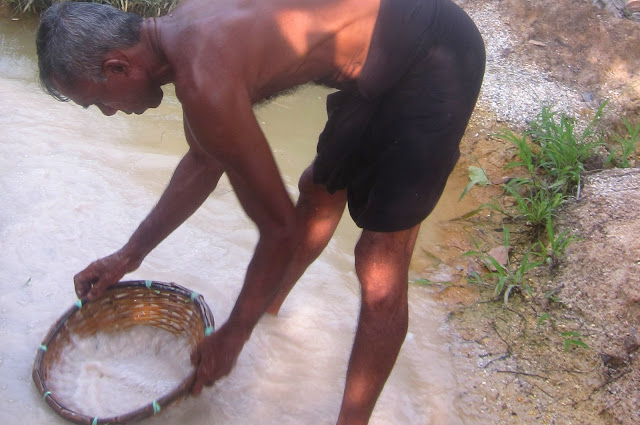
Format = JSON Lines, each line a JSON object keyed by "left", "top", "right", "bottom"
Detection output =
{"left": 409, "top": 1, "right": 640, "bottom": 424}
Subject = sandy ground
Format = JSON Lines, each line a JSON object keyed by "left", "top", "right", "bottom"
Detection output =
{"left": 413, "top": 1, "right": 640, "bottom": 424}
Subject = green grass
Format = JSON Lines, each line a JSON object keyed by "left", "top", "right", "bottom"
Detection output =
{"left": 561, "top": 331, "right": 590, "bottom": 351}
{"left": 504, "top": 183, "right": 564, "bottom": 230}
{"left": 461, "top": 102, "right": 611, "bottom": 236}
{"left": 537, "top": 215, "right": 575, "bottom": 269}
{"left": 500, "top": 101, "right": 607, "bottom": 197}
{"left": 453, "top": 102, "right": 638, "bottom": 351}
{"left": 463, "top": 227, "right": 543, "bottom": 304}
{"left": 527, "top": 102, "right": 606, "bottom": 192}
{"left": 6, "top": 0, "right": 179, "bottom": 17}
{"left": 458, "top": 101, "right": 637, "bottom": 300}
{"left": 606, "top": 116, "right": 640, "bottom": 168}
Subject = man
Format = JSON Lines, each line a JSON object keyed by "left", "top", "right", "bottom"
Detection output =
{"left": 36, "top": 0, "right": 484, "bottom": 423}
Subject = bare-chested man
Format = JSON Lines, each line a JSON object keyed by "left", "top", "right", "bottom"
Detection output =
{"left": 36, "top": 1, "right": 485, "bottom": 423}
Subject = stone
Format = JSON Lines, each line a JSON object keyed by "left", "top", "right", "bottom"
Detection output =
{"left": 628, "top": 0, "right": 640, "bottom": 12}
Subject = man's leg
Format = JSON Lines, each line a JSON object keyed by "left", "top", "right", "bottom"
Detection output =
{"left": 336, "top": 225, "right": 421, "bottom": 425}
{"left": 266, "top": 164, "right": 347, "bottom": 315}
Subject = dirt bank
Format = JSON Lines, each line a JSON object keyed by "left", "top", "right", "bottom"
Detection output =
{"left": 412, "top": 1, "right": 639, "bottom": 424}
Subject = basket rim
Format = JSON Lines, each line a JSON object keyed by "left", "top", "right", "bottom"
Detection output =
{"left": 32, "top": 280, "right": 214, "bottom": 425}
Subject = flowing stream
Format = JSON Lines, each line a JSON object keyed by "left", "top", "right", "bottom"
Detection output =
{"left": 0, "top": 16, "right": 482, "bottom": 425}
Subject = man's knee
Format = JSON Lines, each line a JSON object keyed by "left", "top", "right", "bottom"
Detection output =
{"left": 355, "top": 240, "right": 407, "bottom": 310}
{"left": 353, "top": 227, "right": 420, "bottom": 309}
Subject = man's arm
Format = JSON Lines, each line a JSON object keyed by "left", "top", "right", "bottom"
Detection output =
{"left": 179, "top": 79, "right": 298, "bottom": 392}
{"left": 74, "top": 126, "right": 224, "bottom": 301}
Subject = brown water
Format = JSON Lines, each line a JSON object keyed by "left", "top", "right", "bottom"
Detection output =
{"left": 0, "top": 16, "right": 482, "bottom": 425}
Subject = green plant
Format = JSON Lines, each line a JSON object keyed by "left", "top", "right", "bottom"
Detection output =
{"left": 8, "top": 0, "right": 47, "bottom": 14}
{"left": 504, "top": 183, "right": 564, "bottom": 229}
{"left": 536, "top": 313, "right": 591, "bottom": 351}
{"left": 536, "top": 312, "right": 553, "bottom": 328}
{"left": 562, "top": 331, "right": 590, "bottom": 351}
{"left": 459, "top": 165, "right": 491, "bottom": 200}
{"left": 498, "top": 129, "right": 544, "bottom": 190}
{"left": 527, "top": 103, "right": 606, "bottom": 193}
{"left": 459, "top": 103, "right": 615, "bottom": 351}
{"left": 410, "top": 278, "right": 452, "bottom": 286}
{"left": 464, "top": 228, "right": 543, "bottom": 304}
{"left": 606, "top": 117, "right": 640, "bottom": 168}
{"left": 537, "top": 215, "right": 575, "bottom": 269}
{"left": 7, "top": 0, "right": 180, "bottom": 16}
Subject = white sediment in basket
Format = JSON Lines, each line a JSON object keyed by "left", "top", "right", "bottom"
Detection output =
{"left": 47, "top": 325, "right": 194, "bottom": 418}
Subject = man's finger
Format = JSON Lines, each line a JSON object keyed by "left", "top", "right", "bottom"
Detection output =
{"left": 191, "top": 369, "right": 205, "bottom": 395}
{"left": 190, "top": 347, "right": 201, "bottom": 366}
{"left": 74, "top": 272, "right": 95, "bottom": 299}
{"left": 87, "top": 278, "right": 109, "bottom": 301}
{"left": 86, "top": 285, "right": 100, "bottom": 302}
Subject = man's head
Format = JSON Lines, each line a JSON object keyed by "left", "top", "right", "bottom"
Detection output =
{"left": 36, "top": 2, "right": 143, "bottom": 101}
{"left": 36, "top": 2, "right": 165, "bottom": 115}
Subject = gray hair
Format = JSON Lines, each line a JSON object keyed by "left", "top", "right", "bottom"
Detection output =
{"left": 36, "top": 2, "right": 143, "bottom": 101}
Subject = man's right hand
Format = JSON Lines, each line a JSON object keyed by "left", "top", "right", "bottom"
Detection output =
{"left": 74, "top": 250, "right": 138, "bottom": 301}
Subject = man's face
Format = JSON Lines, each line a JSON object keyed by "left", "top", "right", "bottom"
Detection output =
{"left": 54, "top": 70, "right": 164, "bottom": 116}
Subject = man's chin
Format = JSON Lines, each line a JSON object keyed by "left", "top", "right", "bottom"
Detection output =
{"left": 131, "top": 91, "right": 163, "bottom": 115}
{"left": 151, "top": 90, "right": 164, "bottom": 109}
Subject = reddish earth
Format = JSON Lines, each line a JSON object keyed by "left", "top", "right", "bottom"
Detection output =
{"left": 410, "top": 1, "right": 639, "bottom": 424}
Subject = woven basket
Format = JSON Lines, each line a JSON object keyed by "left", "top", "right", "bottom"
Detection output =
{"left": 32, "top": 280, "right": 214, "bottom": 425}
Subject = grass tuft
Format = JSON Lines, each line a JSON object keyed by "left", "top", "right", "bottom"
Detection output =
{"left": 6, "top": 0, "right": 180, "bottom": 17}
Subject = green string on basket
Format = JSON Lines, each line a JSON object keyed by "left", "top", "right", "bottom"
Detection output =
{"left": 92, "top": 418, "right": 98, "bottom": 425}
{"left": 205, "top": 326, "right": 214, "bottom": 336}
{"left": 43, "top": 390, "right": 51, "bottom": 399}
{"left": 190, "top": 291, "right": 200, "bottom": 303}
{"left": 75, "top": 299, "right": 82, "bottom": 309}
{"left": 145, "top": 280, "right": 153, "bottom": 289}
{"left": 152, "top": 400, "right": 161, "bottom": 415}
{"left": 39, "top": 344, "right": 47, "bottom": 352}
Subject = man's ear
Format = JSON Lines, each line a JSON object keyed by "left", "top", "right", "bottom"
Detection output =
{"left": 102, "top": 53, "right": 131, "bottom": 78}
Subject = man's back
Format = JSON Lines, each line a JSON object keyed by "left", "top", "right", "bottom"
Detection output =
{"left": 159, "top": 0, "right": 381, "bottom": 103}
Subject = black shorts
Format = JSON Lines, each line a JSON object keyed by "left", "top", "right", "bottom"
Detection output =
{"left": 313, "top": 0, "right": 485, "bottom": 232}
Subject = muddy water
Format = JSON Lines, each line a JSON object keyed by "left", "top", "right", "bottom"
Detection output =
{"left": 0, "top": 17, "right": 481, "bottom": 425}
